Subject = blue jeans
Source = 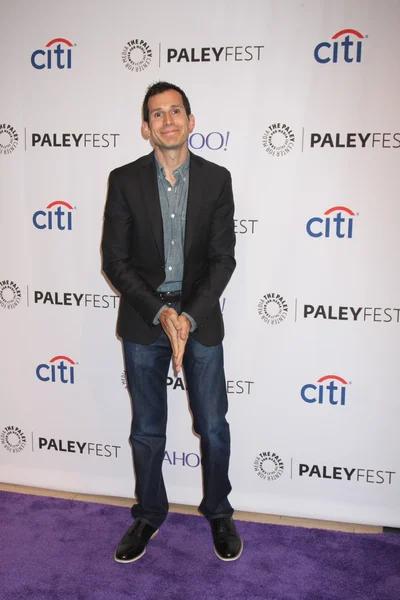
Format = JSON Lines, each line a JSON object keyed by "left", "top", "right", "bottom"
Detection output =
{"left": 123, "top": 328, "right": 233, "bottom": 528}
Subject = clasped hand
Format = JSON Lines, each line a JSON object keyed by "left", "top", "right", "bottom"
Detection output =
{"left": 158, "top": 308, "right": 190, "bottom": 373}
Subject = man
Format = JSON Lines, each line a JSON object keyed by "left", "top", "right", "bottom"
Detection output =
{"left": 101, "top": 81, "right": 242, "bottom": 563}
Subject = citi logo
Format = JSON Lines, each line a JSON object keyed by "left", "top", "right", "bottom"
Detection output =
{"left": 32, "top": 201, "right": 73, "bottom": 230}
{"left": 306, "top": 206, "right": 356, "bottom": 238}
{"left": 314, "top": 29, "right": 365, "bottom": 63}
{"left": 36, "top": 355, "right": 77, "bottom": 384}
{"left": 301, "top": 375, "right": 349, "bottom": 406}
{"left": 31, "top": 38, "right": 73, "bottom": 70}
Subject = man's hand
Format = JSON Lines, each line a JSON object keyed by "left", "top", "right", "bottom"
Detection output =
{"left": 174, "top": 314, "right": 190, "bottom": 373}
{"left": 159, "top": 307, "right": 181, "bottom": 359}
{"left": 159, "top": 310, "right": 191, "bottom": 373}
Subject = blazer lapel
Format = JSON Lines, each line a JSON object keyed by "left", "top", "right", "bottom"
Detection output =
{"left": 139, "top": 152, "right": 164, "bottom": 265}
{"left": 184, "top": 153, "right": 203, "bottom": 258}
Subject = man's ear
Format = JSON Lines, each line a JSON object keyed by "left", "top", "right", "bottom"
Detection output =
{"left": 141, "top": 121, "right": 150, "bottom": 139}
{"left": 188, "top": 114, "right": 195, "bottom": 133}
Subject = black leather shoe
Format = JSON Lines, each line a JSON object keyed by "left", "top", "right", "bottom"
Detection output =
{"left": 209, "top": 517, "right": 243, "bottom": 561}
{"left": 114, "top": 519, "right": 159, "bottom": 563}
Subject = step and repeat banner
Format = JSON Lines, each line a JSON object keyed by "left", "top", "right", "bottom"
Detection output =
{"left": 1, "top": 0, "right": 399, "bottom": 527}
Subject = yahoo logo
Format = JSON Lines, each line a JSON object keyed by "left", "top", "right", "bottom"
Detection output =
{"left": 314, "top": 29, "right": 365, "bottom": 64}
{"left": 36, "top": 355, "right": 77, "bottom": 384}
{"left": 306, "top": 206, "right": 356, "bottom": 238}
{"left": 31, "top": 38, "right": 73, "bottom": 70}
{"left": 32, "top": 201, "right": 73, "bottom": 230}
{"left": 301, "top": 375, "right": 349, "bottom": 406}
{"left": 189, "top": 131, "right": 230, "bottom": 151}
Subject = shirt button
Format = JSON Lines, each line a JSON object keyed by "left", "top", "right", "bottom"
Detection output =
{"left": 171, "top": 240, "right": 175, "bottom": 245}
{"left": 168, "top": 187, "right": 172, "bottom": 192}
{"left": 171, "top": 214, "right": 175, "bottom": 218}
{"left": 168, "top": 266, "right": 172, "bottom": 271}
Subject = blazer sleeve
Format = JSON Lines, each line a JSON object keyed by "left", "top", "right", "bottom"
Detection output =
{"left": 101, "top": 172, "right": 164, "bottom": 325}
{"left": 183, "top": 171, "right": 236, "bottom": 327}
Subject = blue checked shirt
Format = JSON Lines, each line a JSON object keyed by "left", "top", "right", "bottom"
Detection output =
{"left": 153, "top": 154, "right": 196, "bottom": 331}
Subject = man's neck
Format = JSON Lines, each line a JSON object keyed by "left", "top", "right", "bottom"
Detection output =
{"left": 154, "top": 145, "right": 189, "bottom": 184}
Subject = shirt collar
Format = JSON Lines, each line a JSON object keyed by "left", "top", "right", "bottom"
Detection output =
{"left": 155, "top": 152, "right": 190, "bottom": 181}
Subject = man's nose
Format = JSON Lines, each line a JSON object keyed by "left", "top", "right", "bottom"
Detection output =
{"left": 163, "top": 111, "right": 173, "bottom": 125}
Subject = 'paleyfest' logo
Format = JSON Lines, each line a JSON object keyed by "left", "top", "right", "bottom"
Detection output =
{"left": 122, "top": 39, "right": 152, "bottom": 72}
{"left": 254, "top": 451, "right": 284, "bottom": 481}
{"left": 0, "top": 280, "right": 22, "bottom": 309}
{"left": 1, "top": 426, "right": 26, "bottom": 453}
{"left": 303, "top": 303, "right": 400, "bottom": 324}
{"left": 33, "top": 290, "right": 119, "bottom": 309}
{"left": 314, "top": 29, "right": 365, "bottom": 64}
{"left": 31, "top": 38, "right": 74, "bottom": 69}
{"left": 32, "top": 201, "right": 74, "bottom": 231}
{"left": 30, "top": 132, "right": 119, "bottom": 148}
{"left": 258, "top": 293, "right": 288, "bottom": 324}
{"left": 36, "top": 355, "right": 77, "bottom": 384}
{"left": 301, "top": 375, "right": 350, "bottom": 406}
{"left": 36, "top": 436, "right": 121, "bottom": 458}
{"left": 0, "top": 124, "right": 18, "bottom": 155}
{"left": 166, "top": 45, "right": 264, "bottom": 63}
{"left": 298, "top": 462, "right": 395, "bottom": 485}
{"left": 306, "top": 206, "right": 356, "bottom": 238}
{"left": 309, "top": 131, "right": 400, "bottom": 150}
{"left": 262, "top": 123, "right": 295, "bottom": 156}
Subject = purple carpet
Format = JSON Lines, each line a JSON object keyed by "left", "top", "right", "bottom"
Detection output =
{"left": 0, "top": 492, "right": 399, "bottom": 600}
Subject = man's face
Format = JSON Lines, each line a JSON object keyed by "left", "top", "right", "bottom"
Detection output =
{"left": 142, "top": 89, "right": 195, "bottom": 151}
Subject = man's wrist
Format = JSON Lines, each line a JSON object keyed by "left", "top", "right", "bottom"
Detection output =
{"left": 153, "top": 304, "right": 168, "bottom": 326}
{"left": 181, "top": 311, "right": 197, "bottom": 333}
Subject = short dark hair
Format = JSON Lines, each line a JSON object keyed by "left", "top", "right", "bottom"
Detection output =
{"left": 142, "top": 81, "right": 191, "bottom": 123}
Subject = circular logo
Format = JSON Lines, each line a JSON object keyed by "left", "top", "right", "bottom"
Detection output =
{"left": 258, "top": 293, "right": 288, "bottom": 324}
{"left": 122, "top": 39, "right": 152, "bottom": 72}
{"left": 1, "top": 426, "right": 26, "bottom": 453}
{"left": 254, "top": 452, "right": 284, "bottom": 481}
{"left": 0, "top": 124, "right": 18, "bottom": 155}
{"left": 262, "top": 123, "right": 295, "bottom": 157}
{"left": 0, "top": 280, "right": 22, "bottom": 309}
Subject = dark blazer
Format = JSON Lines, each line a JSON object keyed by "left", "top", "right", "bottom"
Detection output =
{"left": 101, "top": 150, "right": 236, "bottom": 346}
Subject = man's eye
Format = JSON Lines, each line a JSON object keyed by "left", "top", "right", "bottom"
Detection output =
{"left": 172, "top": 108, "right": 180, "bottom": 114}
{"left": 154, "top": 112, "right": 162, "bottom": 118}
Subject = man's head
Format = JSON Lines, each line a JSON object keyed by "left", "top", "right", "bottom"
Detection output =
{"left": 141, "top": 81, "right": 195, "bottom": 152}
{"left": 142, "top": 81, "right": 191, "bottom": 124}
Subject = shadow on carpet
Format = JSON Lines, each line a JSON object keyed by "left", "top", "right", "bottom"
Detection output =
{"left": 0, "top": 491, "right": 399, "bottom": 600}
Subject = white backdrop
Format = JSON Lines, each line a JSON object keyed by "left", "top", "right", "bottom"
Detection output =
{"left": 1, "top": 0, "right": 400, "bottom": 527}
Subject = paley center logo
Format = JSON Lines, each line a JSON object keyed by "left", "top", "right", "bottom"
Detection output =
{"left": 254, "top": 451, "right": 284, "bottom": 481}
{"left": 301, "top": 374, "right": 350, "bottom": 406}
{"left": 32, "top": 201, "right": 74, "bottom": 231}
{"left": 122, "top": 39, "right": 152, "bottom": 72}
{"left": 0, "top": 280, "right": 22, "bottom": 309}
{"left": 36, "top": 355, "right": 77, "bottom": 384}
{"left": 314, "top": 29, "right": 365, "bottom": 63}
{"left": 258, "top": 293, "right": 288, "bottom": 324}
{"left": 306, "top": 206, "right": 356, "bottom": 238}
{"left": 1, "top": 425, "right": 26, "bottom": 453}
{"left": 31, "top": 37, "right": 74, "bottom": 70}
{"left": 262, "top": 123, "right": 295, "bottom": 157}
{"left": 0, "top": 124, "right": 18, "bottom": 155}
